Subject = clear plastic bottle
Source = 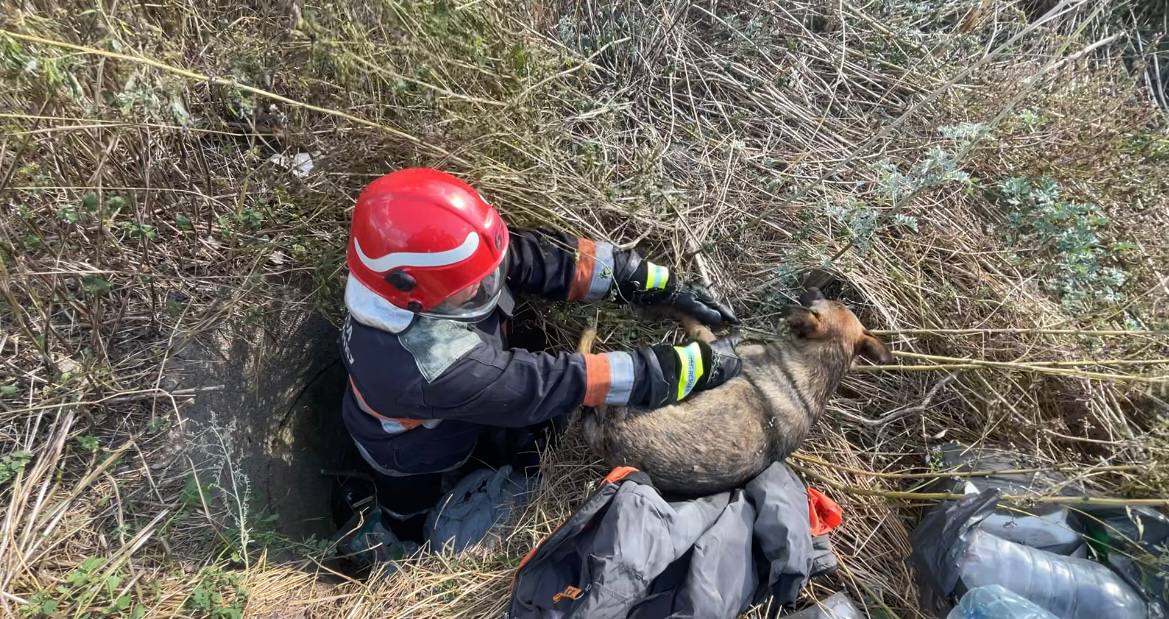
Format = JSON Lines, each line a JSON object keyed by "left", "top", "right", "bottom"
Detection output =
{"left": 947, "top": 585, "right": 1057, "bottom": 619}
{"left": 955, "top": 528, "right": 1148, "bottom": 618}
{"left": 783, "top": 592, "right": 863, "bottom": 618}
{"left": 958, "top": 481, "right": 1084, "bottom": 555}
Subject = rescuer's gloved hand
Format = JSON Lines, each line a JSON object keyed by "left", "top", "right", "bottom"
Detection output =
{"left": 613, "top": 250, "right": 738, "bottom": 328}
{"left": 647, "top": 335, "right": 742, "bottom": 405}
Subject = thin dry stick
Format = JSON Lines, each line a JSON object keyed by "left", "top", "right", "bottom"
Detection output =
{"left": 891, "top": 350, "right": 1169, "bottom": 384}
{"left": 857, "top": 358, "right": 1169, "bottom": 373}
{"left": 870, "top": 327, "right": 1169, "bottom": 337}
{"left": 0, "top": 30, "right": 468, "bottom": 166}
{"left": 833, "top": 375, "right": 956, "bottom": 427}
{"left": 1028, "top": 358, "right": 1169, "bottom": 368}
{"left": 797, "top": 466, "right": 1169, "bottom": 507}
{"left": 820, "top": 1, "right": 1111, "bottom": 267}
{"left": 854, "top": 363, "right": 982, "bottom": 372}
{"left": 791, "top": 452, "right": 1145, "bottom": 480}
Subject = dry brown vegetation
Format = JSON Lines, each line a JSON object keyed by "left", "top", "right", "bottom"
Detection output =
{"left": 2, "top": 0, "right": 1168, "bottom": 617}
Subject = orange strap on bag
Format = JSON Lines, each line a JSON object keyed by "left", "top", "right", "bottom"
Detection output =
{"left": 807, "top": 487, "right": 843, "bottom": 536}
{"left": 515, "top": 466, "right": 641, "bottom": 576}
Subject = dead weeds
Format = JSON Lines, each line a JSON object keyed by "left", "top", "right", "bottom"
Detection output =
{"left": 1, "top": 0, "right": 1168, "bottom": 617}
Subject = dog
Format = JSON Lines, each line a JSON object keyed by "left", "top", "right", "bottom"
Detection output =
{"left": 581, "top": 288, "right": 894, "bottom": 495}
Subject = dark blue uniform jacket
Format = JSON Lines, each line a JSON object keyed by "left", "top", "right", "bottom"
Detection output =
{"left": 341, "top": 229, "right": 662, "bottom": 477}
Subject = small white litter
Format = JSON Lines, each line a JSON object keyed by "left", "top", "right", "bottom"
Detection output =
{"left": 267, "top": 152, "right": 315, "bottom": 178}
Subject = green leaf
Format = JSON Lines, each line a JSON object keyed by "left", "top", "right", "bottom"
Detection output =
{"left": 58, "top": 205, "right": 79, "bottom": 224}
{"left": 176, "top": 214, "right": 194, "bottom": 231}
{"left": 892, "top": 213, "right": 919, "bottom": 234}
{"left": 190, "top": 586, "right": 212, "bottom": 610}
{"left": 106, "top": 195, "right": 126, "bottom": 211}
{"left": 939, "top": 122, "right": 988, "bottom": 143}
{"left": 66, "top": 570, "right": 89, "bottom": 587}
{"left": 511, "top": 44, "right": 529, "bottom": 73}
{"left": 0, "top": 451, "right": 33, "bottom": 484}
{"left": 81, "top": 191, "right": 99, "bottom": 212}
{"left": 82, "top": 275, "right": 112, "bottom": 297}
{"left": 21, "top": 234, "right": 43, "bottom": 251}
{"left": 236, "top": 207, "right": 263, "bottom": 229}
{"left": 120, "top": 222, "right": 157, "bottom": 240}
{"left": 76, "top": 435, "right": 100, "bottom": 453}
{"left": 0, "top": 384, "right": 17, "bottom": 397}
{"left": 170, "top": 95, "right": 192, "bottom": 126}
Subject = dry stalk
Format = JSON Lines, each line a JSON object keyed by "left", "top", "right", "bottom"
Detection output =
{"left": 1, "top": 1, "right": 1166, "bottom": 617}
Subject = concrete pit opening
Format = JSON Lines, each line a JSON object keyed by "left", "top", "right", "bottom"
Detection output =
{"left": 165, "top": 309, "right": 355, "bottom": 544}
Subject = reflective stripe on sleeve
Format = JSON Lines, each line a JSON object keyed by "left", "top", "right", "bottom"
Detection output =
{"left": 568, "top": 239, "right": 597, "bottom": 301}
{"left": 603, "top": 351, "right": 634, "bottom": 405}
{"left": 584, "top": 242, "right": 615, "bottom": 301}
{"left": 583, "top": 351, "right": 635, "bottom": 406}
{"left": 582, "top": 352, "right": 611, "bottom": 406}
{"left": 673, "top": 342, "right": 705, "bottom": 400}
{"left": 353, "top": 438, "right": 473, "bottom": 479}
{"left": 645, "top": 262, "right": 670, "bottom": 291}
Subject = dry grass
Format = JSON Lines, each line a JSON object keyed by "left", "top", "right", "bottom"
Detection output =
{"left": 2, "top": 0, "right": 1168, "bottom": 617}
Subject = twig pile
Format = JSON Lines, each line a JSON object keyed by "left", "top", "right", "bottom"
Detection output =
{"left": 1, "top": 0, "right": 1167, "bottom": 617}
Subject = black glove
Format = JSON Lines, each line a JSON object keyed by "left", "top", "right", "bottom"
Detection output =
{"left": 613, "top": 250, "right": 738, "bottom": 327}
{"left": 709, "top": 332, "right": 742, "bottom": 379}
{"left": 647, "top": 334, "right": 742, "bottom": 406}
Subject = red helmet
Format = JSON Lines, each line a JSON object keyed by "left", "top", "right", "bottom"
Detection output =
{"left": 347, "top": 168, "right": 509, "bottom": 320}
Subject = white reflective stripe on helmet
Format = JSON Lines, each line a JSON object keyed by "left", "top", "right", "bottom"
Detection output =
{"left": 354, "top": 230, "right": 479, "bottom": 273}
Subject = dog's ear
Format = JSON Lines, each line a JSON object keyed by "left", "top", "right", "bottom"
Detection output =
{"left": 798, "top": 287, "right": 826, "bottom": 306}
{"left": 786, "top": 307, "right": 823, "bottom": 339}
{"left": 856, "top": 334, "right": 894, "bottom": 364}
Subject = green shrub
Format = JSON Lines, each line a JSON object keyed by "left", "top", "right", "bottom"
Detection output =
{"left": 999, "top": 176, "right": 1129, "bottom": 310}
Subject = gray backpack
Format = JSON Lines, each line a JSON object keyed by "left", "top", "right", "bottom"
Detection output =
{"left": 509, "top": 463, "right": 839, "bottom": 619}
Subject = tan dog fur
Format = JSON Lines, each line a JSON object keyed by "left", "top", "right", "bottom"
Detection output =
{"left": 581, "top": 294, "right": 893, "bottom": 495}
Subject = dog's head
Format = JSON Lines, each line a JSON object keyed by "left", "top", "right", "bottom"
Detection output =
{"left": 786, "top": 288, "right": 894, "bottom": 364}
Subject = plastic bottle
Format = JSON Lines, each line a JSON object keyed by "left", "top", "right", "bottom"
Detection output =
{"left": 955, "top": 528, "right": 1148, "bottom": 618}
{"left": 947, "top": 585, "right": 1057, "bottom": 619}
{"left": 782, "top": 592, "right": 863, "bottom": 618}
{"left": 959, "top": 481, "right": 1084, "bottom": 555}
